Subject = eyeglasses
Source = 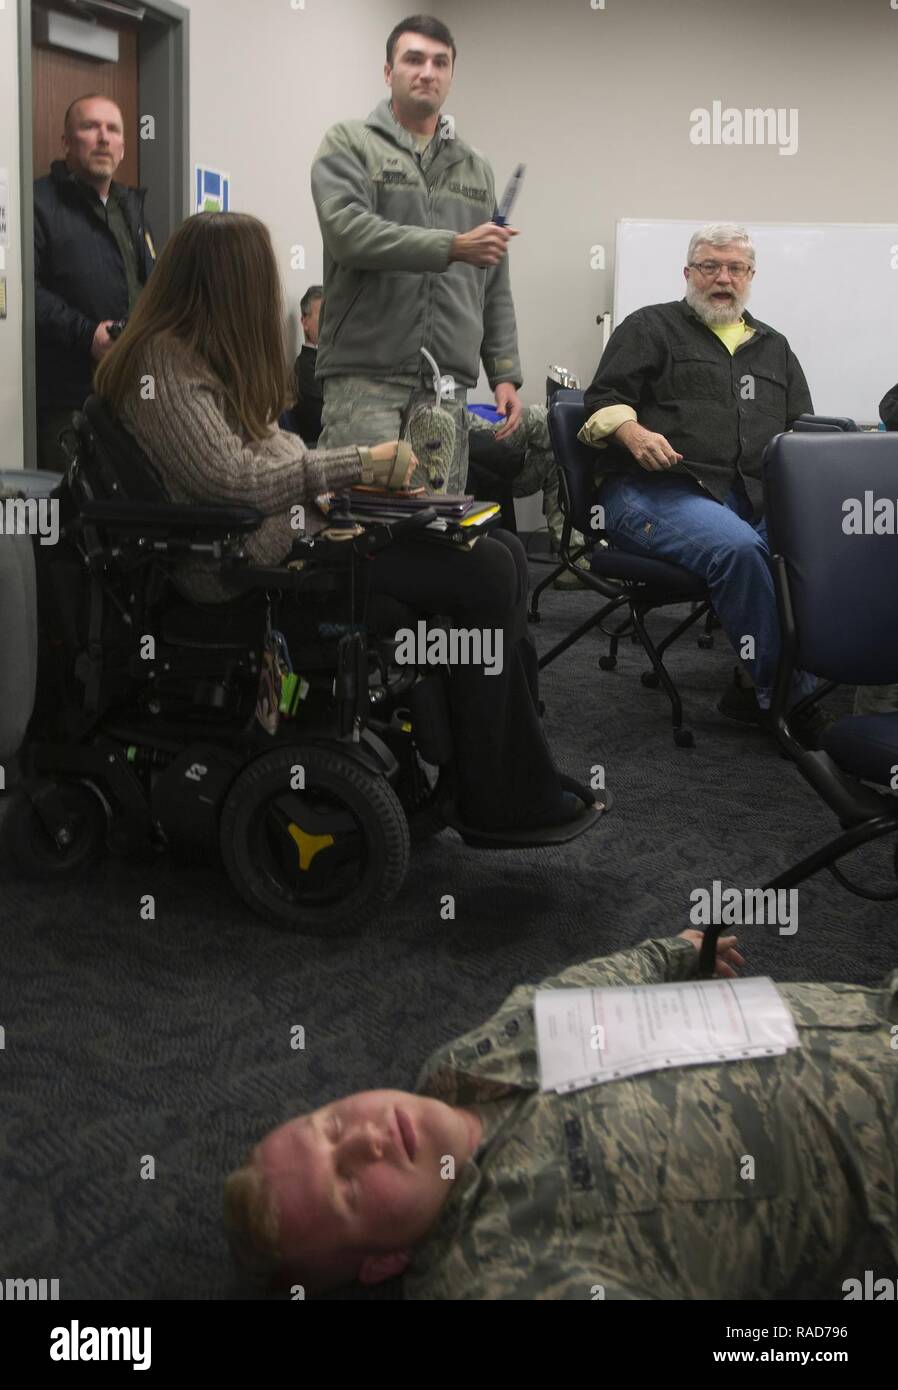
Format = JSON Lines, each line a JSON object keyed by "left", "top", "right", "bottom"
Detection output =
{"left": 689, "top": 261, "right": 754, "bottom": 280}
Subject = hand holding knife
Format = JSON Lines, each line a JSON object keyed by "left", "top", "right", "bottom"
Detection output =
{"left": 449, "top": 164, "right": 524, "bottom": 269}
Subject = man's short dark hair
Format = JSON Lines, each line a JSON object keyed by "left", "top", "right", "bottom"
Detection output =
{"left": 64, "top": 94, "right": 122, "bottom": 137}
{"left": 386, "top": 15, "right": 456, "bottom": 68}
{"left": 300, "top": 286, "right": 323, "bottom": 317}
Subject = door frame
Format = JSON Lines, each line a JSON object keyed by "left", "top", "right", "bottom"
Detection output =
{"left": 18, "top": 0, "right": 190, "bottom": 467}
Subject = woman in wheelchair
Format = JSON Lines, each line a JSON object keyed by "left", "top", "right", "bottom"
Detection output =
{"left": 93, "top": 211, "right": 598, "bottom": 839}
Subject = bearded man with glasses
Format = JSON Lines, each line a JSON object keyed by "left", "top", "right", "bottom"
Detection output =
{"left": 579, "top": 223, "right": 820, "bottom": 739}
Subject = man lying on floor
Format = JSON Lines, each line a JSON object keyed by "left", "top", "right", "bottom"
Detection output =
{"left": 224, "top": 931, "right": 898, "bottom": 1299}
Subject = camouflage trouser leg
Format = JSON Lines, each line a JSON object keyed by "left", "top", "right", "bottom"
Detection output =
{"left": 854, "top": 684, "right": 898, "bottom": 716}
{"left": 319, "top": 375, "right": 470, "bottom": 496}
{"left": 467, "top": 403, "right": 587, "bottom": 552}
{"left": 467, "top": 402, "right": 554, "bottom": 499}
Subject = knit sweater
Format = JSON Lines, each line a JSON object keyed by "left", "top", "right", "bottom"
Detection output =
{"left": 114, "top": 332, "right": 366, "bottom": 602}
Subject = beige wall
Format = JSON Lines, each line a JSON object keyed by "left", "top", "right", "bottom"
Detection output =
{"left": 186, "top": 0, "right": 413, "bottom": 359}
{"left": 443, "top": 0, "right": 898, "bottom": 402}
{"left": 1, "top": 0, "right": 24, "bottom": 472}
{"left": 2, "top": 0, "right": 408, "bottom": 468}
{"left": 5, "top": 0, "right": 897, "bottom": 475}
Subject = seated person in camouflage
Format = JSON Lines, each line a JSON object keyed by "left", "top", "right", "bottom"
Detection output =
{"left": 467, "top": 403, "right": 589, "bottom": 588}
{"left": 224, "top": 931, "right": 898, "bottom": 1299}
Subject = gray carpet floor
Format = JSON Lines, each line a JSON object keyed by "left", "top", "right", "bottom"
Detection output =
{"left": 1, "top": 559, "right": 895, "bottom": 1300}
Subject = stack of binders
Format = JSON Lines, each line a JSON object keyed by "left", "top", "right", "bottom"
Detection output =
{"left": 330, "top": 487, "right": 502, "bottom": 546}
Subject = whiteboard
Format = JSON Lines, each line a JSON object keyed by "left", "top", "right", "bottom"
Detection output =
{"left": 613, "top": 220, "right": 898, "bottom": 424}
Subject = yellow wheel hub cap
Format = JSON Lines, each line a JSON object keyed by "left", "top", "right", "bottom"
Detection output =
{"left": 287, "top": 823, "right": 335, "bottom": 871}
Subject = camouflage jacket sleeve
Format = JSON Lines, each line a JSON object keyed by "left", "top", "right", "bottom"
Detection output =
{"left": 417, "top": 937, "right": 699, "bottom": 1105}
{"left": 535, "top": 935, "right": 698, "bottom": 992}
{"left": 311, "top": 123, "right": 455, "bottom": 273}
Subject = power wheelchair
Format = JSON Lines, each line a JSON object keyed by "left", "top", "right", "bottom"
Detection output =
{"left": 0, "top": 398, "right": 597, "bottom": 934}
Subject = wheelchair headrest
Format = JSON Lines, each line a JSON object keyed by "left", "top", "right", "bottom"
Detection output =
{"left": 80, "top": 395, "right": 169, "bottom": 504}
{"left": 764, "top": 430, "right": 898, "bottom": 683}
{"left": 546, "top": 389, "right": 597, "bottom": 532}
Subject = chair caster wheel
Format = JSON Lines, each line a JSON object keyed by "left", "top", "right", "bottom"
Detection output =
{"left": 641, "top": 671, "right": 660, "bottom": 689}
{"left": 673, "top": 729, "right": 695, "bottom": 748}
{"left": 698, "top": 635, "right": 714, "bottom": 650}
{"left": 598, "top": 656, "right": 617, "bottom": 671}
{"left": 0, "top": 781, "right": 108, "bottom": 877}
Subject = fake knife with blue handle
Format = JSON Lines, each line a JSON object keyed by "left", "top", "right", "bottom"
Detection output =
{"left": 493, "top": 164, "right": 526, "bottom": 226}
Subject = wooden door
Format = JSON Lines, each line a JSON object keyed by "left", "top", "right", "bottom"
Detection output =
{"left": 32, "top": 7, "right": 140, "bottom": 189}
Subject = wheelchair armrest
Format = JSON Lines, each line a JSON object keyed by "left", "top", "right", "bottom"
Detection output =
{"left": 78, "top": 498, "right": 265, "bottom": 537}
{"left": 288, "top": 505, "right": 440, "bottom": 565}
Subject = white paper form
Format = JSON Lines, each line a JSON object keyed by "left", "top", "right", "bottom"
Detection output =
{"left": 535, "top": 977, "right": 800, "bottom": 1094}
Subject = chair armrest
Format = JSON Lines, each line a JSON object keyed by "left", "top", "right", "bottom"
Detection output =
{"left": 792, "top": 414, "right": 858, "bottom": 433}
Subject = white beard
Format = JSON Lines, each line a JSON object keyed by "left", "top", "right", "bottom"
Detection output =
{"left": 685, "top": 281, "right": 750, "bottom": 327}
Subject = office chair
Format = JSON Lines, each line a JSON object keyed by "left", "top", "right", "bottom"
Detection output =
{"left": 697, "top": 427, "right": 898, "bottom": 978}
{"left": 761, "top": 428, "right": 898, "bottom": 899}
{"left": 791, "top": 414, "right": 859, "bottom": 434}
{"left": 530, "top": 389, "right": 713, "bottom": 747}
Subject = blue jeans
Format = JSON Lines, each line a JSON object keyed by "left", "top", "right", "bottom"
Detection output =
{"left": 599, "top": 471, "right": 815, "bottom": 709}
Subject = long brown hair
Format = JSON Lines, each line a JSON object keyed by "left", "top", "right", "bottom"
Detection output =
{"left": 95, "top": 212, "right": 291, "bottom": 441}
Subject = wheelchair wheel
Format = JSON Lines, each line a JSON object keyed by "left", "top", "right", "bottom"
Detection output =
{"left": 0, "top": 781, "right": 108, "bottom": 878}
{"left": 219, "top": 745, "right": 410, "bottom": 933}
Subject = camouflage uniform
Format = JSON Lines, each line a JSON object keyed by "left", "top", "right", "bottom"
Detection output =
{"left": 312, "top": 99, "right": 522, "bottom": 498}
{"left": 467, "top": 404, "right": 587, "bottom": 553}
{"left": 854, "top": 684, "right": 898, "bottom": 716}
{"left": 319, "top": 375, "right": 470, "bottom": 497}
{"left": 405, "top": 936, "right": 898, "bottom": 1300}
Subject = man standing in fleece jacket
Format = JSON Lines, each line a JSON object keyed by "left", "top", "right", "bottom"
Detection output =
{"left": 311, "top": 13, "right": 523, "bottom": 495}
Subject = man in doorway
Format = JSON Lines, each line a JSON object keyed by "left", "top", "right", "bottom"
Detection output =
{"left": 33, "top": 94, "right": 156, "bottom": 470}
{"left": 311, "top": 14, "right": 523, "bottom": 495}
